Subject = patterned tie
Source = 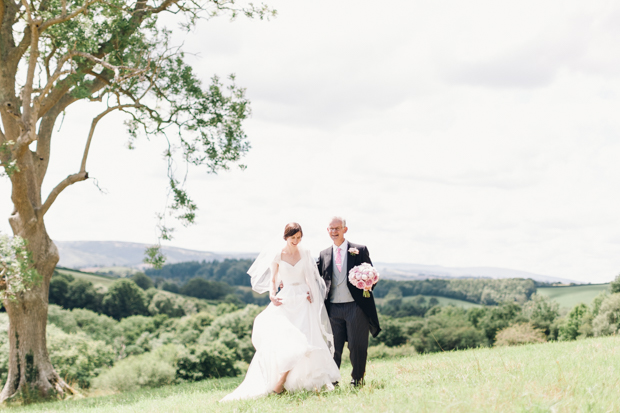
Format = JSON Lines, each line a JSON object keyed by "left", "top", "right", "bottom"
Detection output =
{"left": 336, "top": 247, "right": 342, "bottom": 272}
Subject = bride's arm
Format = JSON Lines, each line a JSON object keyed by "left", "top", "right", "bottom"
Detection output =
{"left": 269, "top": 261, "right": 283, "bottom": 306}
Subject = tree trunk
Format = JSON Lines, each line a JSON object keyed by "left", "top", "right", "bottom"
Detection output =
{"left": 0, "top": 214, "right": 75, "bottom": 402}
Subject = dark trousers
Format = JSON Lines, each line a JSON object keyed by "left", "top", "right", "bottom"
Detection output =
{"left": 329, "top": 301, "right": 370, "bottom": 382}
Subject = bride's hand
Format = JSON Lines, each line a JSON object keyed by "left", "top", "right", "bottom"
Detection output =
{"left": 306, "top": 292, "right": 312, "bottom": 303}
{"left": 270, "top": 293, "right": 283, "bottom": 306}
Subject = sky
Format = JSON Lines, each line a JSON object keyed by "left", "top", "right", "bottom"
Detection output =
{"left": 1, "top": 0, "right": 620, "bottom": 283}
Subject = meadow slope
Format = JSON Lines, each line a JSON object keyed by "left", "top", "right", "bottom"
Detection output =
{"left": 2, "top": 336, "right": 619, "bottom": 413}
{"left": 536, "top": 284, "right": 609, "bottom": 308}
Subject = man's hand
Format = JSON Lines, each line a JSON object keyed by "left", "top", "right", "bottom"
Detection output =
{"left": 307, "top": 292, "right": 312, "bottom": 303}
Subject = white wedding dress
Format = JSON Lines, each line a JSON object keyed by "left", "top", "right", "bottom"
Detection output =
{"left": 221, "top": 250, "right": 340, "bottom": 401}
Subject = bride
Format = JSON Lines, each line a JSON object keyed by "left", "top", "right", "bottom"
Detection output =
{"left": 220, "top": 222, "right": 340, "bottom": 401}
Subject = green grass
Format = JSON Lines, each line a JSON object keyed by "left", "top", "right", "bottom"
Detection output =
{"left": 375, "top": 295, "right": 481, "bottom": 309}
{"left": 89, "top": 267, "right": 140, "bottom": 277}
{"left": 4, "top": 336, "right": 620, "bottom": 412}
{"left": 55, "top": 268, "right": 117, "bottom": 288}
{"left": 537, "top": 283, "right": 609, "bottom": 308}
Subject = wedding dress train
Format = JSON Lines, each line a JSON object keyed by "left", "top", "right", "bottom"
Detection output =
{"left": 221, "top": 250, "right": 340, "bottom": 401}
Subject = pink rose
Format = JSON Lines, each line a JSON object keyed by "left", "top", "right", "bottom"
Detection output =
{"left": 356, "top": 281, "right": 365, "bottom": 289}
{"left": 365, "top": 278, "right": 373, "bottom": 287}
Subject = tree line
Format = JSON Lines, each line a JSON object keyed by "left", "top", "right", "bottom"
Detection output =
{"left": 373, "top": 277, "right": 538, "bottom": 305}
{"left": 374, "top": 280, "right": 620, "bottom": 355}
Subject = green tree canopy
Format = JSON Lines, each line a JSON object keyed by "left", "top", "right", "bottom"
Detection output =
{"left": 131, "top": 272, "right": 154, "bottom": 290}
{"left": 102, "top": 279, "right": 148, "bottom": 320}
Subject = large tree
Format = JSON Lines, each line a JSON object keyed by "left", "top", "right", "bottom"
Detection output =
{"left": 0, "top": 0, "right": 271, "bottom": 401}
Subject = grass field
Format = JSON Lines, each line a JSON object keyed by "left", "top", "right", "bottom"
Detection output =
{"left": 375, "top": 295, "right": 481, "bottom": 309}
{"left": 3, "top": 336, "right": 619, "bottom": 412}
{"left": 55, "top": 268, "right": 117, "bottom": 288}
{"left": 537, "top": 283, "right": 609, "bottom": 308}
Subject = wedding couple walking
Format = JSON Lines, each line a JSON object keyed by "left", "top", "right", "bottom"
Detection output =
{"left": 221, "top": 217, "right": 381, "bottom": 401}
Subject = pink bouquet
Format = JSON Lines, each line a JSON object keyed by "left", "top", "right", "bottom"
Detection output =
{"left": 348, "top": 263, "right": 379, "bottom": 298}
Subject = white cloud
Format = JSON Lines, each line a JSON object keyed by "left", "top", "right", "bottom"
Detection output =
{"left": 2, "top": 0, "right": 620, "bottom": 283}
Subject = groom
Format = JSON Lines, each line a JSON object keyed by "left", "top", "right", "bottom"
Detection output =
{"left": 317, "top": 216, "right": 381, "bottom": 386}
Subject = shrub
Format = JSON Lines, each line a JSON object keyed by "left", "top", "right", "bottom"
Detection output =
{"left": 494, "top": 323, "right": 546, "bottom": 347}
{"left": 558, "top": 303, "right": 591, "bottom": 341}
{"left": 180, "top": 278, "right": 232, "bottom": 300}
{"left": 162, "top": 282, "right": 180, "bottom": 294}
{"left": 176, "top": 342, "right": 239, "bottom": 382}
{"left": 477, "top": 302, "right": 526, "bottom": 344}
{"left": 93, "top": 345, "right": 179, "bottom": 392}
{"left": 367, "top": 343, "right": 416, "bottom": 360}
{"left": 47, "top": 325, "right": 115, "bottom": 388}
{"left": 593, "top": 294, "right": 620, "bottom": 336}
{"left": 49, "top": 272, "right": 72, "bottom": 307}
{"left": 66, "top": 279, "right": 105, "bottom": 312}
{"left": 0, "top": 314, "right": 9, "bottom": 384}
{"left": 374, "top": 318, "right": 408, "bottom": 347}
{"left": 131, "top": 272, "right": 155, "bottom": 290}
{"left": 148, "top": 291, "right": 186, "bottom": 318}
{"left": 413, "top": 307, "right": 487, "bottom": 353}
{"left": 102, "top": 279, "right": 148, "bottom": 320}
{"left": 610, "top": 274, "right": 620, "bottom": 294}
{"left": 48, "top": 305, "right": 119, "bottom": 344}
{"left": 522, "top": 294, "right": 559, "bottom": 336}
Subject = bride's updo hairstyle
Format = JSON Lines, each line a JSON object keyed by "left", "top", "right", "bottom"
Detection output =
{"left": 283, "top": 222, "right": 303, "bottom": 240}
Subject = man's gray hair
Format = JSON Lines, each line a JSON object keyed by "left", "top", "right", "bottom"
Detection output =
{"left": 330, "top": 216, "right": 347, "bottom": 228}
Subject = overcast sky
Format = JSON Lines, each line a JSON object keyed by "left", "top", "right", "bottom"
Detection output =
{"left": 2, "top": 0, "right": 620, "bottom": 283}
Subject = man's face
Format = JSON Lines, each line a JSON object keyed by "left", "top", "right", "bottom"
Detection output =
{"left": 327, "top": 219, "right": 348, "bottom": 245}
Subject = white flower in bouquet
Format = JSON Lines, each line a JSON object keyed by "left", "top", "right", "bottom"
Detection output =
{"left": 348, "top": 263, "right": 379, "bottom": 298}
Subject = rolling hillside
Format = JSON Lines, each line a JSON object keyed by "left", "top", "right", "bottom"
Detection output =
{"left": 56, "top": 267, "right": 117, "bottom": 288}
{"left": 55, "top": 240, "right": 575, "bottom": 284}
{"left": 375, "top": 295, "right": 482, "bottom": 309}
{"left": 6, "top": 336, "right": 620, "bottom": 412}
{"left": 536, "top": 283, "right": 609, "bottom": 308}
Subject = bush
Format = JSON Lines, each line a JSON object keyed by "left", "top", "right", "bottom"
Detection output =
{"left": 0, "top": 314, "right": 9, "bottom": 385}
{"left": 367, "top": 343, "right": 416, "bottom": 360}
{"left": 413, "top": 307, "right": 487, "bottom": 353}
{"left": 131, "top": 272, "right": 154, "bottom": 290}
{"left": 66, "top": 279, "right": 105, "bottom": 312}
{"left": 102, "top": 279, "right": 148, "bottom": 320}
{"left": 180, "top": 278, "right": 232, "bottom": 300}
{"left": 148, "top": 291, "right": 187, "bottom": 318}
{"left": 48, "top": 305, "right": 118, "bottom": 344}
{"left": 47, "top": 325, "right": 115, "bottom": 388}
{"left": 610, "top": 274, "right": 620, "bottom": 294}
{"left": 494, "top": 323, "right": 546, "bottom": 347}
{"left": 593, "top": 294, "right": 620, "bottom": 336}
{"left": 162, "top": 282, "right": 180, "bottom": 294}
{"left": 522, "top": 294, "right": 559, "bottom": 336}
{"left": 558, "top": 303, "right": 592, "bottom": 341}
{"left": 176, "top": 342, "right": 239, "bottom": 381}
{"left": 477, "top": 302, "right": 526, "bottom": 344}
{"left": 93, "top": 345, "right": 179, "bottom": 392}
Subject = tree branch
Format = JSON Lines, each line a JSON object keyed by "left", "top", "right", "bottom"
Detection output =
{"left": 39, "top": 0, "right": 103, "bottom": 32}
{"left": 44, "top": 43, "right": 58, "bottom": 80}
{"left": 17, "top": 0, "right": 41, "bottom": 149}
{"left": 39, "top": 102, "right": 140, "bottom": 216}
{"left": 39, "top": 172, "right": 88, "bottom": 216}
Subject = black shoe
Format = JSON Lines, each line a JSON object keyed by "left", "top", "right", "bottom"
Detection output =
{"left": 350, "top": 378, "right": 364, "bottom": 387}
{"left": 332, "top": 381, "right": 339, "bottom": 388}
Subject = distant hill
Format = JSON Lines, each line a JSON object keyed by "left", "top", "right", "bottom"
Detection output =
{"left": 55, "top": 241, "right": 256, "bottom": 269}
{"left": 375, "top": 262, "right": 578, "bottom": 284}
{"left": 55, "top": 240, "right": 577, "bottom": 284}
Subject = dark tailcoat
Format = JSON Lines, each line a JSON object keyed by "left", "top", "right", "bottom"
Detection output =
{"left": 317, "top": 242, "right": 381, "bottom": 337}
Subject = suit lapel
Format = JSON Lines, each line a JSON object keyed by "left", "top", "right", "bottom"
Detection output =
{"left": 346, "top": 241, "right": 356, "bottom": 274}
{"left": 324, "top": 247, "right": 333, "bottom": 279}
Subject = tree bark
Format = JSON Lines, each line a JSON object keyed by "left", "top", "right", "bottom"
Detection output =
{"left": 0, "top": 215, "right": 75, "bottom": 402}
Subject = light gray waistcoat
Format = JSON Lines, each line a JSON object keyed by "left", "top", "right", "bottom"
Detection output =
{"left": 330, "top": 248, "right": 355, "bottom": 303}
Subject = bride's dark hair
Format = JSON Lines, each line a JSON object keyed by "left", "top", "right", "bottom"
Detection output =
{"left": 283, "top": 222, "right": 303, "bottom": 240}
